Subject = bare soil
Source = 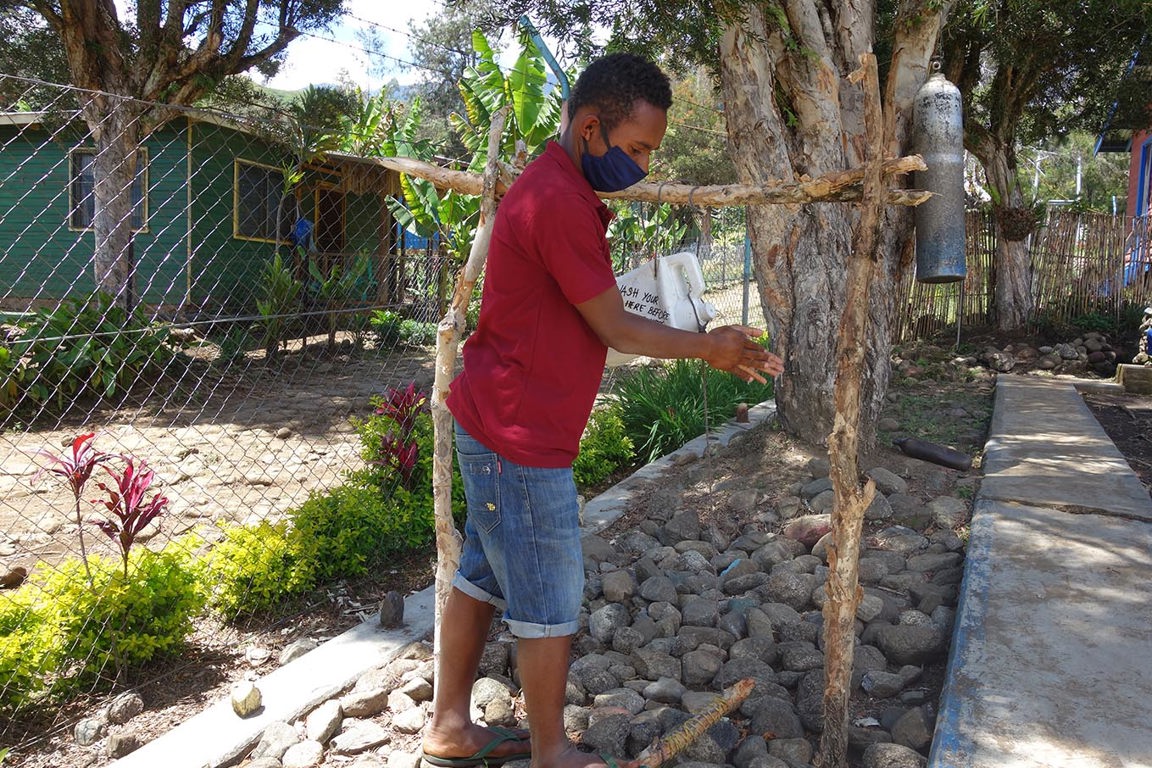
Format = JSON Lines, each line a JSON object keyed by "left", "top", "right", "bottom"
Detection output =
{"left": 1082, "top": 390, "right": 1152, "bottom": 497}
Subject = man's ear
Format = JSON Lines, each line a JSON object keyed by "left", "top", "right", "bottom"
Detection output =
{"left": 570, "top": 110, "right": 601, "bottom": 144}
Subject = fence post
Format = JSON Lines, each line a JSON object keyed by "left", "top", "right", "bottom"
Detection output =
{"left": 741, "top": 225, "right": 752, "bottom": 327}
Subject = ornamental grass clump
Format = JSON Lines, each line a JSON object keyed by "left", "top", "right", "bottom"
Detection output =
{"left": 615, "top": 357, "right": 775, "bottom": 464}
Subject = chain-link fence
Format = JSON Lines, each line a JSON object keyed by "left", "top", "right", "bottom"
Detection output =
{"left": 0, "top": 74, "right": 760, "bottom": 745}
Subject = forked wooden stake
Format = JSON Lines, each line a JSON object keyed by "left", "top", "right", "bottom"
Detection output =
{"left": 630, "top": 678, "right": 755, "bottom": 768}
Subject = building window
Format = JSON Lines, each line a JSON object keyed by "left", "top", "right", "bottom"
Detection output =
{"left": 69, "top": 148, "right": 148, "bottom": 231}
{"left": 234, "top": 160, "right": 293, "bottom": 242}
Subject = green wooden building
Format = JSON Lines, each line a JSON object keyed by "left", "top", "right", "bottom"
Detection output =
{"left": 0, "top": 111, "right": 398, "bottom": 317}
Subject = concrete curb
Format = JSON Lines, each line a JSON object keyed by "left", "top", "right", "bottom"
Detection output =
{"left": 926, "top": 498, "right": 995, "bottom": 768}
{"left": 110, "top": 401, "right": 777, "bottom": 768}
{"left": 110, "top": 588, "right": 436, "bottom": 768}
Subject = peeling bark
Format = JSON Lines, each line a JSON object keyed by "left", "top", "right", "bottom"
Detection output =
{"left": 718, "top": 0, "right": 956, "bottom": 450}
{"left": 815, "top": 54, "right": 883, "bottom": 768}
{"left": 430, "top": 107, "right": 507, "bottom": 690}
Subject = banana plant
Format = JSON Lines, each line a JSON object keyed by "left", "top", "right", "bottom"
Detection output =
{"left": 339, "top": 87, "right": 396, "bottom": 157}
{"left": 307, "top": 252, "right": 373, "bottom": 353}
{"left": 384, "top": 31, "right": 564, "bottom": 270}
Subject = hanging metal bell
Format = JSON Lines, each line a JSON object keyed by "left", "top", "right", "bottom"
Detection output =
{"left": 912, "top": 64, "right": 966, "bottom": 284}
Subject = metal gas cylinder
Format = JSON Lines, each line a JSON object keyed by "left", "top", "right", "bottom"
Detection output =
{"left": 912, "top": 63, "right": 966, "bottom": 284}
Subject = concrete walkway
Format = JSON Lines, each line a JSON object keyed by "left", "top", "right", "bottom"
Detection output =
{"left": 930, "top": 376, "right": 1152, "bottom": 768}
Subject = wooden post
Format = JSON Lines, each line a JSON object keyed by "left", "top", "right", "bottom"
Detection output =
{"left": 429, "top": 107, "right": 508, "bottom": 686}
{"left": 815, "top": 54, "right": 885, "bottom": 768}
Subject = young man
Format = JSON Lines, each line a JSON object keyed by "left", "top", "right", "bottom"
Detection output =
{"left": 422, "top": 53, "right": 785, "bottom": 768}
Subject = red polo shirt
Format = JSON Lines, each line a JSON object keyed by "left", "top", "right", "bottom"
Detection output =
{"left": 447, "top": 141, "right": 616, "bottom": 467}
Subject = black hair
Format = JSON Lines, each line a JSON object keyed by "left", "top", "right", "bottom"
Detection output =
{"left": 567, "top": 52, "right": 672, "bottom": 132}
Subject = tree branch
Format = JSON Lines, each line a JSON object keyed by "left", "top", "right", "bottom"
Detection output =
{"left": 361, "top": 153, "right": 931, "bottom": 208}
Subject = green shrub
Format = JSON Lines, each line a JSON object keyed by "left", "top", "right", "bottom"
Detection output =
{"left": 41, "top": 549, "right": 204, "bottom": 691}
{"left": 0, "top": 548, "right": 206, "bottom": 708}
{"left": 206, "top": 384, "right": 470, "bottom": 621}
{"left": 0, "top": 587, "right": 55, "bottom": 710}
{"left": 574, "top": 405, "right": 634, "bottom": 489}
{"left": 293, "top": 484, "right": 431, "bottom": 582}
{"left": 203, "top": 521, "right": 310, "bottom": 620}
{"left": 10, "top": 292, "right": 176, "bottom": 412}
{"left": 369, "top": 310, "right": 438, "bottom": 348}
{"left": 616, "top": 358, "right": 775, "bottom": 463}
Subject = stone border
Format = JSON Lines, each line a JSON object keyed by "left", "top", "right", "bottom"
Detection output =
{"left": 109, "top": 401, "right": 778, "bottom": 768}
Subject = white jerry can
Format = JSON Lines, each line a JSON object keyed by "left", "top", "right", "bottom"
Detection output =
{"left": 605, "top": 251, "right": 718, "bottom": 367}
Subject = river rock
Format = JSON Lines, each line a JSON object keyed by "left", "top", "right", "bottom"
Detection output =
{"left": 283, "top": 740, "right": 325, "bottom": 768}
{"left": 108, "top": 692, "right": 144, "bottom": 724}
{"left": 231, "top": 681, "right": 263, "bottom": 718}
{"left": 331, "top": 719, "right": 390, "bottom": 755}
{"left": 251, "top": 721, "right": 300, "bottom": 760}
{"left": 891, "top": 706, "right": 934, "bottom": 751}
{"left": 876, "top": 624, "right": 947, "bottom": 665}
{"left": 106, "top": 731, "right": 144, "bottom": 759}
{"left": 280, "top": 637, "right": 319, "bottom": 665}
{"left": 866, "top": 467, "right": 908, "bottom": 495}
{"left": 341, "top": 687, "right": 389, "bottom": 718}
{"left": 306, "top": 699, "right": 343, "bottom": 743}
{"left": 863, "top": 742, "right": 928, "bottom": 768}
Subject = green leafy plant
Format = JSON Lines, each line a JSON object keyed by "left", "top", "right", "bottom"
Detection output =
{"left": 42, "top": 548, "right": 204, "bottom": 692}
{"left": 10, "top": 292, "right": 175, "bottom": 412}
{"left": 214, "top": 323, "right": 253, "bottom": 366}
{"left": 0, "top": 587, "right": 55, "bottom": 711}
{"left": 615, "top": 359, "right": 775, "bottom": 464}
{"left": 574, "top": 405, "right": 635, "bottom": 489}
{"left": 607, "top": 202, "right": 691, "bottom": 272}
{"left": 256, "top": 252, "right": 302, "bottom": 362}
{"left": 1, "top": 547, "right": 205, "bottom": 706}
{"left": 349, "top": 382, "right": 465, "bottom": 523}
{"left": 0, "top": 344, "right": 24, "bottom": 412}
{"left": 353, "top": 384, "right": 435, "bottom": 491}
{"left": 293, "top": 483, "right": 430, "bottom": 582}
{"left": 306, "top": 251, "right": 372, "bottom": 352}
{"left": 370, "top": 310, "right": 439, "bottom": 348}
{"left": 383, "top": 30, "right": 562, "bottom": 312}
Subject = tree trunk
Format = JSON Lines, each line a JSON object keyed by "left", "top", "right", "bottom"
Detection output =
{"left": 85, "top": 95, "right": 140, "bottom": 310}
{"left": 718, "top": 7, "right": 880, "bottom": 449}
{"left": 984, "top": 150, "right": 1034, "bottom": 330}
{"left": 717, "top": 1, "right": 953, "bottom": 451}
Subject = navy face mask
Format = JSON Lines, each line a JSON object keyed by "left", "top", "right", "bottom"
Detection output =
{"left": 581, "top": 125, "right": 647, "bottom": 192}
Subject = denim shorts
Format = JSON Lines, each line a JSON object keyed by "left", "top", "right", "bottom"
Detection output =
{"left": 452, "top": 423, "right": 584, "bottom": 638}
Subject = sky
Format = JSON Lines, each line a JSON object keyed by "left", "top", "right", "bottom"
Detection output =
{"left": 262, "top": 0, "right": 445, "bottom": 92}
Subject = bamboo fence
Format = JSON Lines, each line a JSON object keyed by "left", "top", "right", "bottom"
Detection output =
{"left": 894, "top": 211, "right": 1152, "bottom": 341}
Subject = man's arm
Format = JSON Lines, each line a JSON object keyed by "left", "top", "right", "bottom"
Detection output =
{"left": 575, "top": 284, "right": 785, "bottom": 382}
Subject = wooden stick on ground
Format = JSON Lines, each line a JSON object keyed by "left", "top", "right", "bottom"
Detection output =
{"left": 429, "top": 106, "right": 508, "bottom": 685}
{"left": 631, "top": 678, "right": 755, "bottom": 768}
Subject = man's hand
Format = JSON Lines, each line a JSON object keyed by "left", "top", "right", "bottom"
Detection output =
{"left": 705, "top": 325, "right": 784, "bottom": 383}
